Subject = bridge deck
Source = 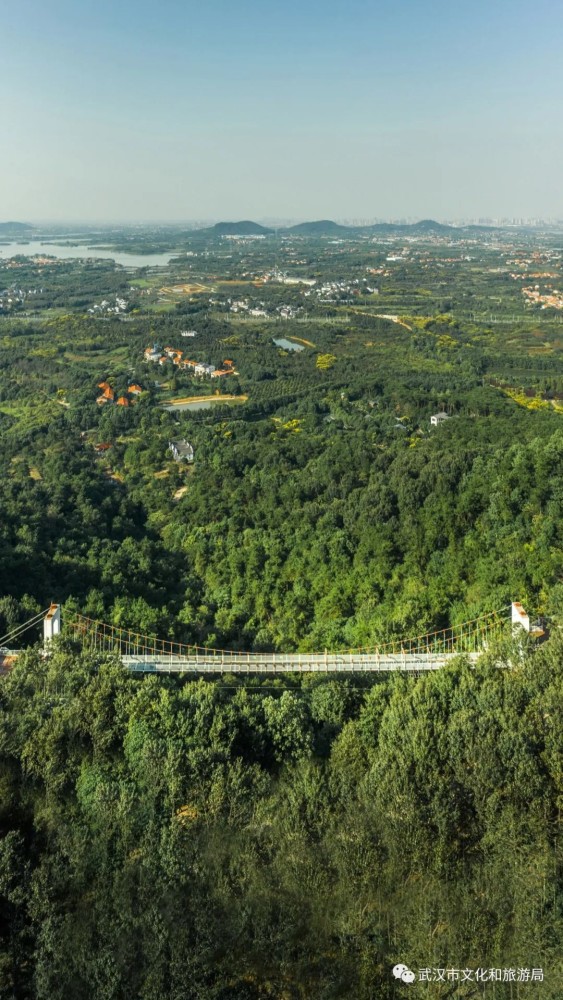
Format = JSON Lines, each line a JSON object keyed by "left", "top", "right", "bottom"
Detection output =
{"left": 121, "top": 652, "right": 480, "bottom": 674}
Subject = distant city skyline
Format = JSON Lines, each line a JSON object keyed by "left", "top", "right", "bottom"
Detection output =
{"left": 9, "top": 216, "right": 563, "bottom": 230}
{"left": 2, "top": 0, "right": 562, "bottom": 222}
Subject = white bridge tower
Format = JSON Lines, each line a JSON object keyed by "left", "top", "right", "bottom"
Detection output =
{"left": 43, "top": 604, "right": 61, "bottom": 646}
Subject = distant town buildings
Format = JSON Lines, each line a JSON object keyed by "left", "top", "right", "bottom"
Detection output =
{"left": 96, "top": 385, "right": 115, "bottom": 404}
{"left": 144, "top": 346, "right": 237, "bottom": 377}
{"left": 96, "top": 381, "right": 142, "bottom": 406}
{"left": 262, "top": 268, "right": 317, "bottom": 287}
{"left": 226, "top": 297, "right": 302, "bottom": 320}
{"left": 144, "top": 344, "right": 162, "bottom": 363}
{"left": 521, "top": 285, "right": 563, "bottom": 310}
{"left": 88, "top": 296, "right": 128, "bottom": 315}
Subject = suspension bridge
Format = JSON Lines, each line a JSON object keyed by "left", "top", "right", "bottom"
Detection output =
{"left": 0, "top": 602, "right": 543, "bottom": 676}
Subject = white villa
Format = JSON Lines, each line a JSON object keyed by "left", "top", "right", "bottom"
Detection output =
{"left": 430, "top": 412, "right": 450, "bottom": 426}
{"left": 168, "top": 440, "right": 194, "bottom": 463}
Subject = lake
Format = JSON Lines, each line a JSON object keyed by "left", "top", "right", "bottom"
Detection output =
{"left": 272, "top": 337, "right": 304, "bottom": 352}
{"left": 0, "top": 241, "right": 181, "bottom": 268}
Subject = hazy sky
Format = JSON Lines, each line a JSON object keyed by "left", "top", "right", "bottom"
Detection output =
{"left": 2, "top": 0, "right": 562, "bottom": 222}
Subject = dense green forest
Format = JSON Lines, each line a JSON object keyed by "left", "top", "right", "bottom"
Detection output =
{"left": 1, "top": 636, "right": 562, "bottom": 998}
{"left": 1, "top": 226, "right": 563, "bottom": 996}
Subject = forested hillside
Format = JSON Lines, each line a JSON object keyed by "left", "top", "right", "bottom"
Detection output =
{"left": 1, "top": 225, "right": 563, "bottom": 996}
{"left": 0, "top": 636, "right": 562, "bottom": 998}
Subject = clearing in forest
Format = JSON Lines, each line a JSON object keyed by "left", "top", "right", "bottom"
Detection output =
{"left": 163, "top": 394, "right": 248, "bottom": 406}
{"left": 159, "top": 283, "right": 210, "bottom": 295}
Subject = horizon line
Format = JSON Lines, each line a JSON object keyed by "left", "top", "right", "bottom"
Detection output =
{"left": 3, "top": 216, "right": 563, "bottom": 229}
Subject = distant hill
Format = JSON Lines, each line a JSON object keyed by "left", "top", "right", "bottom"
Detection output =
{"left": 286, "top": 220, "right": 352, "bottom": 236}
{"left": 0, "top": 221, "right": 34, "bottom": 236}
{"left": 411, "top": 219, "right": 456, "bottom": 234}
{"left": 196, "top": 221, "right": 274, "bottom": 237}
{"left": 367, "top": 219, "right": 458, "bottom": 235}
{"left": 189, "top": 218, "right": 497, "bottom": 240}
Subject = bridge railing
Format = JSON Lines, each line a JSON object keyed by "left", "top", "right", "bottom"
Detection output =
{"left": 65, "top": 608, "right": 511, "bottom": 666}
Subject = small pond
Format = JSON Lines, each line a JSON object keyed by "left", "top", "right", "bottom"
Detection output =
{"left": 272, "top": 338, "right": 304, "bottom": 352}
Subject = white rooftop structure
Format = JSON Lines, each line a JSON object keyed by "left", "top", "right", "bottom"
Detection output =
{"left": 168, "top": 440, "right": 194, "bottom": 463}
{"left": 430, "top": 412, "right": 450, "bottom": 426}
